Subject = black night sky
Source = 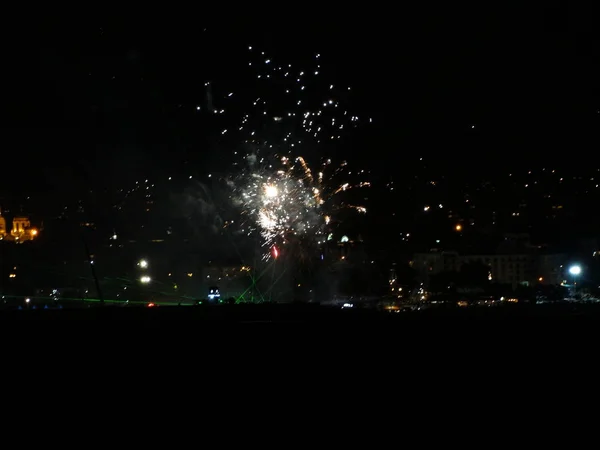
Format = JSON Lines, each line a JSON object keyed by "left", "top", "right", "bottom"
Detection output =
{"left": 0, "top": 3, "right": 598, "bottom": 263}
{"left": 3, "top": 6, "right": 598, "bottom": 194}
{"left": 3, "top": 6, "right": 600, "bottom": 342}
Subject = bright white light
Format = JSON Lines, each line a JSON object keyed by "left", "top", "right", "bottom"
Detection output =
{"left": 264, "top": 184, "right": 278, "bottom": 198}
{"left": 139, "top": 259, "right": 148, "bottom": 269}
{"left": 569, "top": 265, "right": 582, "bottom": 276}
{"left": 140, "top": 276, "right": 151, "bottom": 284}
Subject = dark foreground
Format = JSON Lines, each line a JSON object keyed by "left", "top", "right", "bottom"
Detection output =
{"left": 4, "top": 302, "right": 600, "bottom": 331}
{"left": 4, "top": 301, "right": 600, "bottom": 319}
{"left": 3, "top": 303, "right": 598, "bottom": 381}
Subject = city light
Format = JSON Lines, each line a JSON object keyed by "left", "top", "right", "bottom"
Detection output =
{"left": 4, "top": 32, "right": 598, "bottom": 308}
{"left": 569, "top": 265, "right": 582, "bottom": 297}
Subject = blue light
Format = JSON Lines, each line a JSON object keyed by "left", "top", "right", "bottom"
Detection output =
{"left": 208, "top": 287, "right": 221, "bottom": 301}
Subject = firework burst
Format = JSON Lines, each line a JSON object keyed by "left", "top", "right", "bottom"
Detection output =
{"left": 214, "top": 44, "right": 372, "bottom": 258}
{"left": 232, "top": 154, "right": 369, "bottom": 258}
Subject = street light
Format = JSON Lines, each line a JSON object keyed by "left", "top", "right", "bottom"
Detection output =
{"left": 138, "top": 259, "right": 148, "bottom": 269}
{"left": 569, "top": 265, "right": 582, "bottom": 297}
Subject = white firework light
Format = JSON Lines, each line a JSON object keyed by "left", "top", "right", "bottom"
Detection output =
{"left": 218, "top": 44, "right": 372, "bottom": 258}
{"left": 234, "top": 155, "right": 369, "bottom": 259}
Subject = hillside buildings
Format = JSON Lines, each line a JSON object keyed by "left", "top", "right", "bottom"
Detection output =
{"left": 0, "top": 209, "right": 38, "bottom": 243}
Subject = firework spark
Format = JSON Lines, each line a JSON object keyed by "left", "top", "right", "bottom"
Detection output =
{"left": 232, "top": 155, "right": 369, "bottom": 258}
{"left": 218, "top": 45, "right": 372, "bottom": 258}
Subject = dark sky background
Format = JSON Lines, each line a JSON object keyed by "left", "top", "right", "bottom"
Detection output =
{"left": 2, "top": 5, "right": 598, "bottom": 194}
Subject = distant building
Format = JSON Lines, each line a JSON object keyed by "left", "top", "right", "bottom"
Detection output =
{"left": 413, "top": 250, "right": 566, "bottom": 288}
{"left": 0, "top": 210, "right": 6, "bottom": 237}
{"left": 0, "top": 209, "right": 38, "bottom": 243}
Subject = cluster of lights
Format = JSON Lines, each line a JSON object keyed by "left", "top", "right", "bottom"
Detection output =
{"left": 138, "top": 259, "right": 151, "bottom": 283}
{"left": 222, "top": 47, "right": 372, "bottom": 258}
{"left": 232, "top": 156, "right": 369, "bottom": 258}
{"left": 214, "top": 47, "right": 371, "bottom": 150}
{"left": 385, "top": 161, "right": 600, "bottom": 233}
